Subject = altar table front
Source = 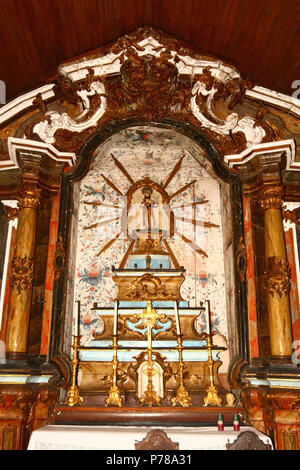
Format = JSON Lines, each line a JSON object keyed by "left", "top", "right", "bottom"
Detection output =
{"left": 27, "top": 425, "right": 273, "bottom": 450}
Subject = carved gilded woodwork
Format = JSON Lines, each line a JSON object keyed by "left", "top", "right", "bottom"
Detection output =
{"left": 240, "top": 387, "right": 300, "bottom": 450}
{"left": 264, "top": 256, "right": 291, "bottom": 298}
{"left": 236, "top": 235, "right": 247, "bottom": 283}
{"left": 127, "top": 351, "right": 173, "bottom": 399}
{"left": 113, "top": 274, "right": 185, "bottom": 302}
{"left": 1, "top": 425, "right": 17, "bottom": 450}
{"left": 92, "top": 313, "right": 206, "bottom": 342}
{"left": 281, "top": 429, "right": 298, "bottom": 450}
{"left": 0, "top": 384, "right": 60, "bottom": 450}
{"left": 10, "top": 255, "right": 34, "bottom": 295}
{"left": 18, "top": 184, "right": 41, "bottom": 210}
{"left": 120, "top": 50, "right": 179, "bottom": 121}
{"left": 259, "top": 186, "right": 284, "bottom": 211}
{"left": 53, "top": 233, "right": 66, "bottom": 281}
{"left": 282, "top": 207, "right": 300, "bottom": 224}
{"left": 3, "top": 205, "right": 19, "bottom": 222}
{"left": 11, "top": 26, "right": 286, "bottom": 158}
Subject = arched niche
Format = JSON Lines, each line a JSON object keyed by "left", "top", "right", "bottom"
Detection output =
{"left": 50, "top": 118, "right": 248, "bottom": 371}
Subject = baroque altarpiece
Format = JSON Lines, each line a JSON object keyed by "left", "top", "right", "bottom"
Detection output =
{"left": 0, "top": 28, "right": 299, "bottom": 450}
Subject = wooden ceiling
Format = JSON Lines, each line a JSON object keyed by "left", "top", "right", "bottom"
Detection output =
{"left": 0, "top": 0, "right": 299, "bottom": 102}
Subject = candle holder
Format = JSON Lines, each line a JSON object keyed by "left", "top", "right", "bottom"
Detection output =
{"left": 140, "top": 342, "right": 162, "bottom": 407}
{"left": 203, "top": 333, "right": 222, "bottom": 406}
{"left": 105, "top": 335, "right": 123, "bottom": 407}
{"left": 172, "top": 334, "right": 192, "bottom": 407}
{"left": 139, "top": 301, "right": 162, "bottom": 406}
{"left": 65, "top": 335, "right": 83, "bottom": 407}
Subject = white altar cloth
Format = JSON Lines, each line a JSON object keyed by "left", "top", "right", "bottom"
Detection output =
{"left": 27, "top": 425, "right": 273, "bottom": 450}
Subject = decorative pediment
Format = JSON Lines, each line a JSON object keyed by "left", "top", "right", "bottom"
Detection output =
{"left": 29, "top": 27, "right": 270, "bottom": 155}
{"left": 0, "top": 26, "right": 299, "bottom": 173}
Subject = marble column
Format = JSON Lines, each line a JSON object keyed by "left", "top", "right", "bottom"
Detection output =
{"left": 5, "top": 181, "right": 41, "bottom": 357}
{"left": 225, "top": 140, "right": 297, "bottom": 362}
{"left": 260, "top": 184, "right": 292, "bottom": 359}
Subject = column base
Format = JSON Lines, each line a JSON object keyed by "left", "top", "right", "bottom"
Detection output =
{"left": 5, "top": 352, "right": 28, "bottom": 361}
{"left": 269, "top": 355, "right": 292, "bottom": 365}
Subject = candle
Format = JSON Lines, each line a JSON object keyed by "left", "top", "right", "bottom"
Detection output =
{"left": 75, "top": 300, "right": 80, "bottom": 337}
{"left": 233, "top": 413, "right": 240, "bottom": 432}
{"left": 217, "top": 413, "right": 224, "bottom": 431}
{"left": 206, "top": 300, "right": 211, "bottom": 336}
{"left": 113, "top": 299, "right": 118, "bottom": 336}
{"left": 174, "top": 300, "right": 181, "bottom": 335}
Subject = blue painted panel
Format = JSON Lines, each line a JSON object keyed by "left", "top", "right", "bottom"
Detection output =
{"left": 86, "top": 339, "right": 207, "bottom": 348}
{"left": 129, "top": 255, "right": 170, "bottom": 269}
{"left": 117, "top": 301, "right": 189, "bottom": 308}
{"left": 79, "top": 349, "right": 219, "bottom": 362}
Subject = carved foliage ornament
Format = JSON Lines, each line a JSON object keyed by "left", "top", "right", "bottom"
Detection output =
{"left": 236, "top": 235, "right": 247, "bottom": 283}
{"left": 119, "top": 48, "right": 179, "bottom": 121}
{"left": 25, "top": 28, "right": 270, "bottom": 154}
{"left": 18, "top": 185, "right": 41, "bottom": 210}
{"left": 191, "top": 71, "right": 267, "bottom": 146}
{"left": 135, "top": 429, "right": 179, "bottom": 450}
{"left": 3, "top": 205, "right": 19, "bottom": 222}
{"left": 259, "top": 186, "right": 284, "bottom": 210}
{"left": 31, "top": 69, "right": 106, "bottom": 147}
{"left": 226, "top": 431, "right": 272, "bottom": 450}
{"left": 264, "top": 256, "right": 291, "bottom": 298}
{"left": 54, "top": 234, "right": 66, "bottom": 281}
{"left": 10, "top": 255, "right": 34, "bottom": 294}
{"left": 282, "top": 207, "right": 300, "bottom": 224}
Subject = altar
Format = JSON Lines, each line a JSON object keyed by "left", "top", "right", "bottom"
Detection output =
{"left": 63, "top": 154, "right": 234, "bottom": 410}
{"left": 0, "top": 24, "right": 300, "bottom": 452}
{"left": 27, "top": 425, "right": 273, "bottom": 450}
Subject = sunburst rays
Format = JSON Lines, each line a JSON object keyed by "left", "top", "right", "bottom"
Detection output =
{"left": 82, "top": 154, "right": 219, "bottom": 266}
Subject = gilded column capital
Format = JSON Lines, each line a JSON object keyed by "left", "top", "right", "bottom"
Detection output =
{"left": 264, "top": 256, "right": 291, "bottom": 298}
{"left": 18, "top": 183, "right": 42, "bottom": 210}
{"left": 259, "top": 185, "right": 284, "bottom": 210}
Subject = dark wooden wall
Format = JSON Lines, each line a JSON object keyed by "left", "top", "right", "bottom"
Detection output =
{"left": 0, "top": 0, "right": 299, "bottom": 101}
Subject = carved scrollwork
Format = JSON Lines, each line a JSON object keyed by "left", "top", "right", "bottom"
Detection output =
{"left": 32, "top": 72, "right": 106, "bottom": 145}
{"left": 259, "top": 186, "right": 284, "bottom": 210}
{"left": 281, "top": 428, "right": 298, "bottom": 450}
{"left": 10, "top": 255, "right": 34, "bottom": 294}
{"left": 0, "top": 393, "right": 6, "bottom": 407}
{"left": 264, "top": 256, "right": 291, "bottom": 297}
{"left": 226, "top": 430, "right": 272, "bottom": 450}
{"left": 191, "top": 75, "right": 267, "bottom": 146}
{"left": 282, "top": 207, "right": 300, "bottom": 224}
{"left": 135, "top": 429, "right": 179, "bottom": 450}
{"left": 54, "top": 233, "right": 66, "bottom": 281}
{"left": 237, "top": 235, "right": 247, "bottom": 283}
{"left": 3, "top": 205, "right": 19, "bottom": 222}
{"left": 18, "top": 184, "right": 41, "bottom": 210}
{"left": 119, "top": 49, "right": 179, "bottom": 121}
{"left": 127, "top": 351, "right": 173, "bottom": 394}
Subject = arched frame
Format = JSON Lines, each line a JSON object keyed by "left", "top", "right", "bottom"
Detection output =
{"left": 49, "top": 116, "right": 249, "bottom": 367}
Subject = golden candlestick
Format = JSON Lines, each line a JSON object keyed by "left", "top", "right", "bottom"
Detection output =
{"left": 65, "top": 335, "right": 83, "bottom": 407}
{"left": 203, "top": 333, "right": 222, "bottom": 406}
{"left": 139, "top": 301, "right": 162, "bottom": 406}
{"left": 105, "top": 335, "right": 123, "bottom": 407}
{"left": 172, "top": 334, "right": 192, "bottom": 407}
